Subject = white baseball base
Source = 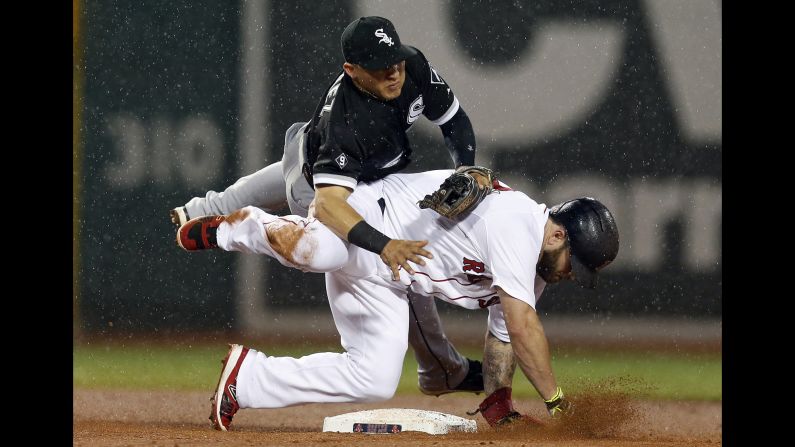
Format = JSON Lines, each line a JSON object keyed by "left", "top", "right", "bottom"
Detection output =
{"left": 322, "top": 408, "right": 478, "bottom": 434}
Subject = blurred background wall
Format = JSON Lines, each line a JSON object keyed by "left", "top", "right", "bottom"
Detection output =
{"left": 74, "top": 0, "right": 721, "bottom": 337}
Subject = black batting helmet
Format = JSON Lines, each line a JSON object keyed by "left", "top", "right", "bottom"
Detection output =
{"left": 549, "top": 197, "right": 619, "bottom": 289}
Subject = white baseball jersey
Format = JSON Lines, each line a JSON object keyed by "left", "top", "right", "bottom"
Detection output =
{"left": 217, "top": 170, "right": 552, "bottom": 409}
{"left": 345, "top": 170, "right": 550, "bottom": 340}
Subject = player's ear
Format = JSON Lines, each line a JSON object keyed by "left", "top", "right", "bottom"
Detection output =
{"left": 548, "top": 228, "right": 567, "bottom": 249}
{"left": 343, "top": 62, "right": 357, "bottom": 76}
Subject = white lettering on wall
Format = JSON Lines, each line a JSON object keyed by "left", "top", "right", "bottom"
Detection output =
{"left": 682, "top": 180, "right": 722, "bottom": 271}
{"left": 631, "top": 179, "right": 685, "bottom": 272}
{"left": 357, "top": 0, "right": 623, "bottom": 150}
{"left": 175, "top": 116, "right": 224, "bottom": 189}
{"left": 357, "top": 0, "right": 721, "bottom": 151}
{"left": 501, "top": 174, "right": 722, "bottom": 273}
{"left": 643, "top": 0, "right": 722, "bottom": 142}
{"left": 103, "top": 113, "right": 147, "bottom": 188}
{"left": 103, "top": 114, "right": 224, "bottom": 189}
{"left": 150, "top": 117, "right": 173, "bottom": 183}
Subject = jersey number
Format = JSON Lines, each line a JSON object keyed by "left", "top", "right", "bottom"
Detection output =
{"left": 463, "top": 257, "right": 485, "bottom": 273}
{"left": 478, "top": 296, "right": 500, "bottom": 308}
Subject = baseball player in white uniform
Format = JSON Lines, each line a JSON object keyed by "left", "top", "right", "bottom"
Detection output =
{"left": 171, "top": 16, "right": 490, "bottom": 398}
{"left": 176, "top": 169, "right": 619, "bottom": 430}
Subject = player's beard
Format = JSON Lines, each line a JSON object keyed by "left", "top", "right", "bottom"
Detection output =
{"left": 536, "top": 245, "right": 567, "bottom": 283}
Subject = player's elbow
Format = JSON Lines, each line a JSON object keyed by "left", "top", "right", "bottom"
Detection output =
{"left": 505, "top": 313, "right": 541, "bottom": 340}
{"left": 506, "top": 318, "right": 546, "bottom": 347}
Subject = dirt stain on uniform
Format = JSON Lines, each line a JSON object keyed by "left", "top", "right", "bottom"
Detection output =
{"left": 267, "top": 218, "right": 317, "bottom": 269}
{"left": 226, "top": 208, "right": 252, "bottom": 224}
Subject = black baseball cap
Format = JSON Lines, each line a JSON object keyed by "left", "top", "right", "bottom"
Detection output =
{"left": 549, "top": 197, "right": 619, "bottom": 289}
{"left": 341, "top": 16, "right": 417, "bottom": 70}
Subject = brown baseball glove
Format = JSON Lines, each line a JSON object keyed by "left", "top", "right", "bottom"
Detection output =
{"left": 418, "top": 166, "right": 497, "bottom": 219}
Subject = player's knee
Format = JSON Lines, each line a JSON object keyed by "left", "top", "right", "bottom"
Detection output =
{"left": 353, "top": 369, "right": 401, "bottom": 401}
{"left": 305, "top": 225, "right": 348, "bottom": 271}
{"left": 265, "top": 216, "right": 348, "bottom": 272}
{"left": 347, "top": 343, "right": 406, "bottom": 402}
{"left": 358, "top": 381, "right": 399, "bottom": 402}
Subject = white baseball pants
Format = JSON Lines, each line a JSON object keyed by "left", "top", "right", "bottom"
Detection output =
{"left": 185, "top": 120, "right": 472, "bottom": 394}
{"left": 216, "top": 206, "right": 410, "bottom": 406}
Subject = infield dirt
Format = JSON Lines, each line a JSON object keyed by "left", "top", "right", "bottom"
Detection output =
{"left": 73, "top": 388, "right": 720, "bottom": 446}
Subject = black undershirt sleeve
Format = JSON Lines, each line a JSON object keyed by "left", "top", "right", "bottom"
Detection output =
{"left": 439, "top": 107, "right": 477, "bottom": 167}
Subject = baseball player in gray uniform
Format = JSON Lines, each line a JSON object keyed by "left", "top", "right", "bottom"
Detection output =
{"left": 176, "top": 170, "right": 619, "bottom": 430}
{"left": 171, "top": 17, "right": 485, "bottom": 397}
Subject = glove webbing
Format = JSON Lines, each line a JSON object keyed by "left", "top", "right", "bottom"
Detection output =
{"left": 417, "top": 173, "right": 490, "bottom": 218}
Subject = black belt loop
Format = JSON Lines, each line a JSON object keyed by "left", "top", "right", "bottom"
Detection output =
{"left": 378, "top": 198, "right": 386, "bottom": 215}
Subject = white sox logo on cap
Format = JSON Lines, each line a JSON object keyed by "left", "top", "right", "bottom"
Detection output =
{"left": 374, "top": 28, "right": 394, "bottom": 46}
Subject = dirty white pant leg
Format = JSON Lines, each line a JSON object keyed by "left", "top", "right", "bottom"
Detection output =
{"left": 215, "top": 206, "right": 348, "bottom": 273}
{"left": 235, "top": 274, "right": 409, "bottom": 408}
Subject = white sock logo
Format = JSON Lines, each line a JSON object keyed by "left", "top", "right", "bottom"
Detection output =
{"left": 374, "top": 29, "right": 394, "bottom": 46}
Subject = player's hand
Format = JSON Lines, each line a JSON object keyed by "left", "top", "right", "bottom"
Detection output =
{"left": 379, "top": 239, "right": 433, "bottom": 280}
{"left": 544, "top": 387, "right": 573, "bottom": 417}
